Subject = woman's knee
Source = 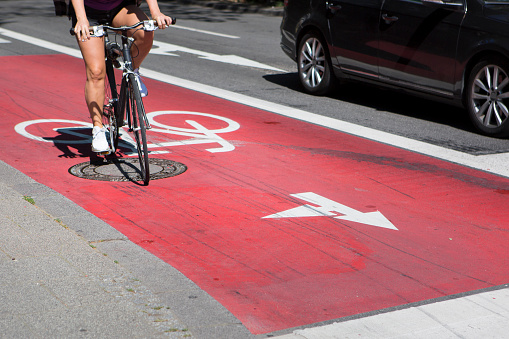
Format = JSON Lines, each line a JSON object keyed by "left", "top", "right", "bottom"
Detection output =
{"left": 134, "top": 30, "right": 154, "bottom": 48}
{"left": 86, "top": 65, "right": 106, "bottom": 84}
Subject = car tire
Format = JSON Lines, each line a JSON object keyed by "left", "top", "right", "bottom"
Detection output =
{"left": 297, "top": 32, "right": 334, "bottom": 95}
{"left": 466, "top": 57, "right": 509, "bottom": 137}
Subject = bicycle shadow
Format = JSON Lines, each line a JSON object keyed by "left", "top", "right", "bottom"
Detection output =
{"left": 50, "top": 127, "right": 145, "bottom": 183}
{"left": 49, "top": 126, "right": 93, "bottom": 159}
{"left": 49, "top": 126, "right": 148, "bottom": 186}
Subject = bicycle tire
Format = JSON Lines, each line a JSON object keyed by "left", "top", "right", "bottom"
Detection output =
{"left": 104, "top": 60, "right": 120, "bottom": 152}
{"left": 127, "top": 73, "right": 150, "bottom": 185}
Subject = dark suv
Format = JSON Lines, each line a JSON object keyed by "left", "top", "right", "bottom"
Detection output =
{"left": 280, "top": 0, "right": 509, "bottom": 137}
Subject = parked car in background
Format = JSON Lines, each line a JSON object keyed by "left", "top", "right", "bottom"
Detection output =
{"left": 280, "top": 0, "right": 509, "bottom": 137}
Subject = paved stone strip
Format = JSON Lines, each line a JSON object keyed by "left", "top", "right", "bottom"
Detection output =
{"left": 0, "top": 162, "right": 191, "bottom": 338}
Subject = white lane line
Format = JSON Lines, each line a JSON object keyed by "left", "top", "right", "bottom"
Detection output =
{"left": 1, "top": 27, "right": 508, "bottom": 178}
{"left": 0, "top": 28, "right": 82, "bottom": 58}
{"left": 150, "top": 40, "right": 285, "bottom": 72}
{"left": 172, "top": 25, "right": 240, "bottom": 39}
{"left": 0, "top": 28, "right": 281, "bottom": 72}
{"left": 0, "top": 38, "right": 10, "bottom": 43}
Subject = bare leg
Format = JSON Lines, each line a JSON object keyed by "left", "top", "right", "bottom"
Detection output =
{"left": 76, "top": 36, "right": 106, "bottom": 128}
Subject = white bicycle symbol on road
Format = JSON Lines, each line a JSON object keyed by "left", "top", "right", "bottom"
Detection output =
{"left": 15, "top": 111, "right": 240, "bottom": 156}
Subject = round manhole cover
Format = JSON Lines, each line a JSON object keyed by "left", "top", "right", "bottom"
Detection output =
{"left": 69, "top": 158, "right": 187, "bottom": 182}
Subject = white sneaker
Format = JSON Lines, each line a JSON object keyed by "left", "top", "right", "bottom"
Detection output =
{"left": 134, "top": 68, "right": 148, "bottom": 97}
{"left": 91, "top": 126, "right": 109, "bottom": 153}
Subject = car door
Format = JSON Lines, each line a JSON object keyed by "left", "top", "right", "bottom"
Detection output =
{"left": 327, "top": 0, "right": 383, "bottom": 78}
{"left": 378, "top": 0, "right": 466, "bottom": 96}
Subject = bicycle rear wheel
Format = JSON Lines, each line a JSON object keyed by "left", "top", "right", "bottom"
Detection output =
{"left": 127, "top": 73, "right": 150, "bottom": 185}
{"left": 103, "top": 60, "right": 120, "bottom": 152}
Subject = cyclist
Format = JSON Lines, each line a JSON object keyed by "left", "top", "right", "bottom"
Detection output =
{"left": 70, "top": 0, "right": 173, "bottom": 153}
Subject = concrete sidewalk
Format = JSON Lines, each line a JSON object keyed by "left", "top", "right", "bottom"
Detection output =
{"left": 0, "top": 161, "right": 191, "bottom": 337}
{"left": 276, "top": 287, "right": 509, "bottom": 339}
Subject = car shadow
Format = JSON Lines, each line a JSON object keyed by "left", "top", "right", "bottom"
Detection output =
{"left": 263, "top": 72, "right": 476, "bottom": 134}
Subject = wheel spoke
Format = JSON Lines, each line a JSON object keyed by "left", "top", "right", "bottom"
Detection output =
{"left": 301, "top": 61, "right": 312, "bottom": 72}
{"left": 314, "top": 68, "right": 323, "bottom": 84}
{"left": 475, "top": 78, "right": 489, "bottom": 93}
{"left": 303, "top": 45, "right": 312, "bottom": 62}
{"left": 493, "top": 103, "right": 503, "bottom": 126}
{"left": 472, "top": 93, "right": 489, "bottom": 100}
{"left": 497, "top": 91, "right": 509, "bottom": 99}
{"left": 311, "top": 67, "right": 317, "bottom": 87}
{"left": 485, "top": 67, "right": 493, "bottom": 91}
{"left": 305, "top": 41, "right": 313, "bottom": 56}
{"left": 312, "top": 39, "right": 318, "bottom": 58}
{"left": 304, "top": 66, "right": 312, "bottom": 82}
{"left": 492, "top": 66, "right": 499, "bottom": 90}
{"left": 476, "top": 99, "right": 490, "bottom": 117}
{"left": 497, "top": 101, "right": 509, "bottom": 119}
{"left": 484, "top": 103, "right": 494, "bottom": 126}
{"left": 498, "top": 77, "right": 509, "bottom": 92}
{"left": 315, "top": 43, "right": 322, "bottom": 59}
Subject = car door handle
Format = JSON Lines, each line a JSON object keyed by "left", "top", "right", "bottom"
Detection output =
{"left": 382, "top": 14, "right": 399, "bottom": 24}
{"left": 326, "top": 2, "right": 342, "bottom": 14}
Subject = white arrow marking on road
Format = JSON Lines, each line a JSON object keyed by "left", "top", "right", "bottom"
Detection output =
{"left": 263, "top": 192, "right": 398, "bottom": 230}
{"left": 150, "top": 40, "right": 285, "bottom": 72}
{"left": 0, "top": 38, "right": 11, "bottom": 43}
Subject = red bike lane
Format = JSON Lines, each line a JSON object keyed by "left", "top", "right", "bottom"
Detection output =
{"left": 1, "top": 54, "right": 509, "bottom": 334}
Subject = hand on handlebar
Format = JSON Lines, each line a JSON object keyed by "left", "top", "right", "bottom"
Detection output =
{"left": 151, "top": 12, "right": 174, "bottom": 29}
{"left": 74, "top": 19, "right": 91, "bottom": 42}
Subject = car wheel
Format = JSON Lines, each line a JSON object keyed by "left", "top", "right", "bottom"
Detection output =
{"left": 297, "top": 32, "right": 334, "bottom": 95}
{"left": 466, "top": 57, "right": 509, "bottom": 137}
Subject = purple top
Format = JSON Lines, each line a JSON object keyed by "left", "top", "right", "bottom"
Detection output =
{"left": 85, "top": 0, "right": 124, "bottom": 10}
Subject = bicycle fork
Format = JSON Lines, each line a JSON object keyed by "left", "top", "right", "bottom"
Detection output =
{"left": 120, "top": 37, "right": 152, "bottom": 132}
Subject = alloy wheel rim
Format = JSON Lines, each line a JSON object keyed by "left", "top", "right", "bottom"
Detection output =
{"left": 300, "top": 37, "right": 325, "bottom": 88}
{"left": 471, "top": 64, "right": 509, "bottom": 128}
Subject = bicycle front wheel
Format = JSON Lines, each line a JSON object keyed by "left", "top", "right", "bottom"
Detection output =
{"left": 127, "top": 73, "right": 150, "bottom": 185}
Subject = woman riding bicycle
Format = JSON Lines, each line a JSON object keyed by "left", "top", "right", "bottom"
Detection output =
{"left": 70, "top": 0, "right": 173, "bottom": 153}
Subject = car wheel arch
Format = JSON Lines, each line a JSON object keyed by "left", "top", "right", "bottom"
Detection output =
{"left": 461, "top": 50, "right": 509, "bottom": 104}
{"left": 296, "top": 26, "right": 330, "bottom": 59}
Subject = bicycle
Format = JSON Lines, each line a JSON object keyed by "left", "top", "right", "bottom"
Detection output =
{"left": 72, "top": 19, "right": 175, "bottom": 185}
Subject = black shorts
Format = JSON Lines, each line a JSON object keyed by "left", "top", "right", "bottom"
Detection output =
{"left": 71, "top": 0, "right": 137, "bottom": 27}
